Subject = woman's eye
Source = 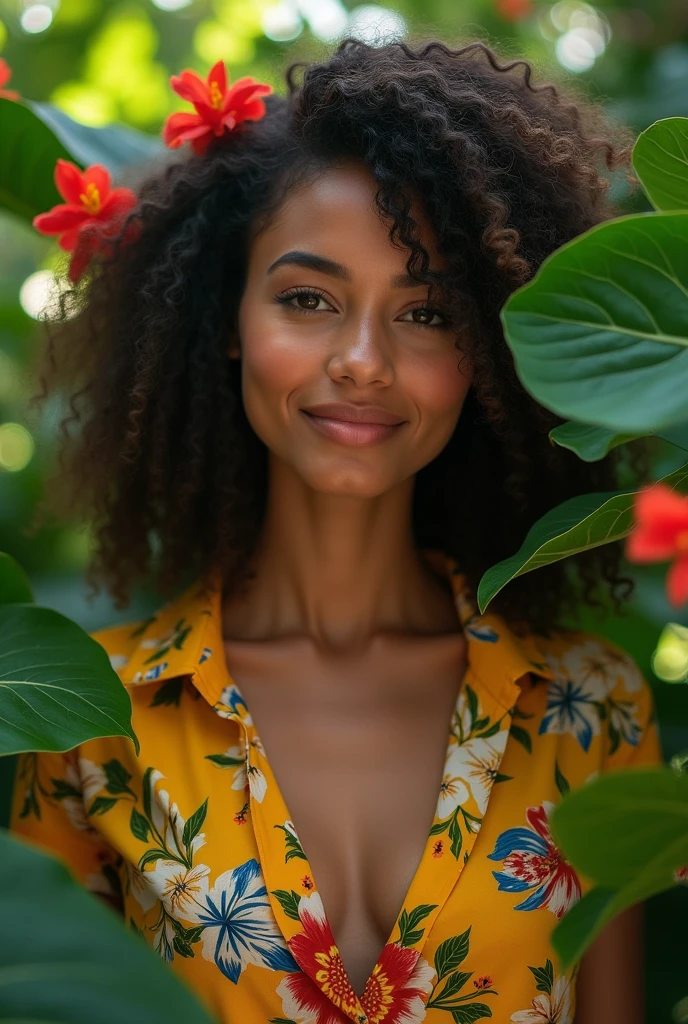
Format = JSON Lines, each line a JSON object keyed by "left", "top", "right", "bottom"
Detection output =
{"left": 276, "top": 289, "right": 333, "bottom": 313}
{"left": 400, "top": 307, "right": 446, "bottom": 327}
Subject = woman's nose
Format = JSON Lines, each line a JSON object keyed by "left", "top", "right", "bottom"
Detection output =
{"left": 326, "top": 316, "right": 395, "bottom": 387}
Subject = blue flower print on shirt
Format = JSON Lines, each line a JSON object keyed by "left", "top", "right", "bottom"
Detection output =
{"left": 191, "top": 858, "right": 297, "bottom": 982}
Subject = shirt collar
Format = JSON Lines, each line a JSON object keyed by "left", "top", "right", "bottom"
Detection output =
{"left": 118, "top": 549, "right": 554, "bottom": 705}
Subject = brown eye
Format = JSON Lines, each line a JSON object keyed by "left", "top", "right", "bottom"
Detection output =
{"left": 401, "top": 307, "right": 445, "bottom": 327}
{"left": 297, "top": 293, "right": 321, "bottom": 310}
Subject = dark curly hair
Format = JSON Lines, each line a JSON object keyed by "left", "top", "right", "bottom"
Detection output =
{"left": 26, "top": 36, "right": 654, "bottom": 633}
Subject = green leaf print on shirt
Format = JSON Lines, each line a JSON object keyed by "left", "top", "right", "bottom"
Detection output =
{"left": 396, "top": 903, "right": 437, "bottom": 947}
{"left": 426, "top": 925, "right": 498, "bottom": 1017}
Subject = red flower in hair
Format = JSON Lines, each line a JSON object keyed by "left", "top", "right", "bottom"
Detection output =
{"left": 162, "top": 60, "right": 272, "bottom": 155}
{"left": 0, "top": 58, "right": 21, "bottom": 101}
{"left": 626, "top": 482, "right": 688, "bottom": 607}
{"left": 33, "top": 159, "right": 138, "bottom": 283}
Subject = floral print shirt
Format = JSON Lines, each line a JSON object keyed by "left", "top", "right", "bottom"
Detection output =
{"left": 10, "top": 551, "right": 663, "bottom": 1024}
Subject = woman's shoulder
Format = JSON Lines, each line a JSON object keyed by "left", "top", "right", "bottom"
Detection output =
{"left": 526, "top": 625, "right": 663, "bottom": 770}
{"left": 89, "top": 614, "right": 155, "bottom": 676}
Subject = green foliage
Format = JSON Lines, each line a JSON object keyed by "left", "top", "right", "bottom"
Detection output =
{"left": 477, "top": 459, "right": 688, "bottom": 612}
{"left": 501, "top": 208, "right": 688, "bottom": 434}
{"left": 0, "top": 552, "right": 33, "bottom": 603}
{"left": 632, "top": 117, "right": 688, "bottom": 213}
{"left": 550, "top": 768, "right": 688, "bottom": 968}
{"left": 0, "top": 827, "right": 218, "bottom": 1023}
{"left": 0, "top": 97, "right": 74, "bottom": 220}
{"left": 0, "top": 553, "right": 139, "bottom": 757}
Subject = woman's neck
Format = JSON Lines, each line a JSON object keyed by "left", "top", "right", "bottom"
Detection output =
{"left": 220, "top": 459, "right": 461, "bottom": 652}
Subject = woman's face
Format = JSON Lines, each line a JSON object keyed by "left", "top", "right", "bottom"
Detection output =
{"left": 236, "top": 162, "right": 472, "bottom": 498}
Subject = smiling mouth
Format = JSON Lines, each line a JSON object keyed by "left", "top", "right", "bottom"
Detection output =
{"left": 300, "top": 410, "right": 407, "bottom": 447}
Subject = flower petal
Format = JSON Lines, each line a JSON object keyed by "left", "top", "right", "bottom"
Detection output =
{"left": 169, "top": 68, "right": 209, "bottom": 106}
{"left": 666, "top": 557, "right": 688, "bottom": 608}
{"left": 33, "top": 206, "right": 89, "bottom": 236}
{"left": 54, "top": 159, "right": 87, "bottom": 206}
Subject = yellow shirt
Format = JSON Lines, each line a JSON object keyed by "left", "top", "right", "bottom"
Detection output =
{"left": 10, "top": 551, "right": 662, "bottom": 1024}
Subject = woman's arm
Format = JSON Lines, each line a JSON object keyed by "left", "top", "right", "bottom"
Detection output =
{"left": 573, "top": 904, "right": 645, "bottom": 1024}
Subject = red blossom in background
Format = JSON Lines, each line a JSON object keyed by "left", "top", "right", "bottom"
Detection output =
{"left": 495, "top": 0, "right": 533, "bottom": 21}
{"left": 162, "top": 60, "right": 272, "bottom": 155}
{"left": 33, "top": 159, "right": 139, "bottom": 283}
{"left": 626, "top": 482, "right": 688, "bottom": 607}
{"left": 0, "top": 58, "right": 21, "bottom": 101}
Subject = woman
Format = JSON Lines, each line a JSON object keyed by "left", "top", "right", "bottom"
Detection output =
{"left": 11, "top": 37, "right": 662, "bottom": 1024}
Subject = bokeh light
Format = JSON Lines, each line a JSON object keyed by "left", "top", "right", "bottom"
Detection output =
{"left": 347, "top": 4, "right": 407, "bottom": 46}
{"left": 19, "top": 270, "right": 77, "bottom": 322}
{"left": 262, "top": 3, "right": 303, "bottom": 42}
{"left": 20, "top": 3, "right": 54, "bottom": 33}
{"left": 152, "top": 0, "right": 193, "bottom": 9}
{"left": 0, "top": 423, "right": 34, "bottom": 473}
{"left": 651, "top": 622, "right": 688, "bottom": 683}
{"left": 549, "top": 2, "right": 610, "bottom": 73}
{"left": 298, "top": 0, "right": 348, "bottom": 42}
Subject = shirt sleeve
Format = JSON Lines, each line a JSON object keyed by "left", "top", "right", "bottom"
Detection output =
{"left": 8, "top": 746, "right": 124, "bottom": 906}
{"left": 599, "top": 639, "right": 664, "bottom": 772}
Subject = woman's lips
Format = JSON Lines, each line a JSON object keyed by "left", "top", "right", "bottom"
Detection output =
{"left": 300, "top": 410, "right": 406, "bottom": 446}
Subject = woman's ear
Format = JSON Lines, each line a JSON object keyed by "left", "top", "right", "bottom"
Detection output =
{"left": 228, "top": 334, "right": 241, "bottom": 359}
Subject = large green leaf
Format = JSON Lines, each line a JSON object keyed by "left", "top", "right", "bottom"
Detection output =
{"left": 548, "top": 421, "right": 643, "bottom": 461}
{"left": 0, "top": 604, "right": 139, "bottom": 756}
{"left": 0, "top": 98, "right": 74, "bottom": 220}
{"left": 0, "top": 828, "right": 218, "bottom": 1023}
{"left": 501, "top": 210, "right": 688, "bottom": 434}
{"left": 0, "top": 553, "right": 33, "bottom": 605}
{"left": 550, "top": 887, "right": 616, "bottom": 969}
{"left": 27, "top": 100, "right": 164, "bottom": 175}
{"left": 477, "top": 460, "right": 688, "bottom": 612}
{"left": 632, "top": 117, "right": 688, "bottom": 213}
{"left": 550, "top": 768, "right": 688, "bottom": 967}
{"left": 548, "top": 420, "right": 688, "bottom": 461}
{"left": 0, "top": 98, "right": 164, "bottom": 225}
{"left": 550, "top": 768, "right": 688, "bottom": 886}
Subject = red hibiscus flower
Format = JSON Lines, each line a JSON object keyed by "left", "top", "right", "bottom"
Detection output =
{"left": 276, "top": 892, "right": 434, "bottom": 1024}
{"left": 33, "top": 160, "right": 139, "bottom": 283}
{"left": 162, "top": 60, "right": 272, "bottom": 155}
{"left": 0, "top": 58, "right": 20, "bottom": 101}
{"left": 626, "top": 482, "right": 688, "bottom": 607}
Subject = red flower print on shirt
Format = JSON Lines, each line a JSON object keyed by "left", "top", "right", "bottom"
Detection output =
{"left": 488, "top": 802, "right": 581, "bottom": 919}
{"left": 162, "top": 60, "right": 272, "bottom": 155}
{"left": 276, "top": 892, "right": 434, "bottom": 1024}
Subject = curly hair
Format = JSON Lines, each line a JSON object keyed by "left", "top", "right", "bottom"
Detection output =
{"left": 26, "top": 36, "right": 654, "bottom": 633}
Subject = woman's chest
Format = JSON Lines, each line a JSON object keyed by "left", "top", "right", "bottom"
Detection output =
{"left": 75, "top": 671, "right": 587, "bottom": 1023}
{"left": 221, "top": 635, "right": 469, "bottom": 992}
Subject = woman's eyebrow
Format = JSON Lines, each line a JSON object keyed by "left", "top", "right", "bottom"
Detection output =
{"left": 266, "top": 249, "right": 441, "bottom": 288}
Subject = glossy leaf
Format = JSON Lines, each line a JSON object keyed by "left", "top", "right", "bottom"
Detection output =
{"left": 27, "top": 100, "right": 164, "bottom": 175}
{"left": 501, "top": 211, "right": 688, "bottom": 434}
{"left": 632, "top": 117, "right": 688, "bottom": 213}
{"left": 0, "top": 828, "right": 218, "bottom": 1023}
{"left": 550, "top": 768, "right": 688, "bottom": 886}
{"left": 548, "top": 421, "right": 643, "bottom": 461}
{"left": 550, "top": 887, "right": 616, "bottom": 969}
{"left": 550, "top": 768, "right": 688, "bottom": 967}
{"left": 0, "top": 98, "right": 74, "bottom": 220}
{"left": 0, "top": 604, "right": 139, "bottom": 756}
{"left": 477, "top": 460, "right": 688, "bottom": 612}
{"left": 0, "top": 553, "right": 33, "bottom": 605}
{"left": 548, "top": 420, "right": 688, "bottom": 461}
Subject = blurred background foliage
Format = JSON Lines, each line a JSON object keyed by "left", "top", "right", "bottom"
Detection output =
{"left": 0, "top": 0, "right": 687, "bottom": 1019}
